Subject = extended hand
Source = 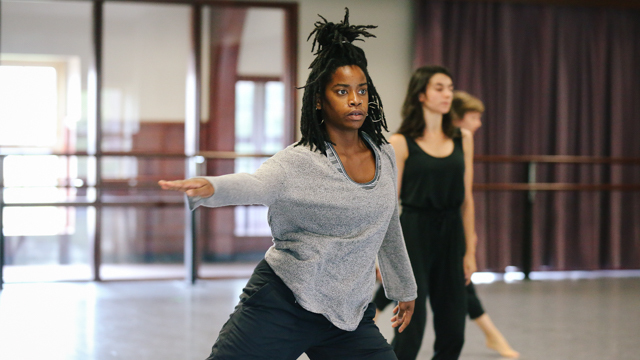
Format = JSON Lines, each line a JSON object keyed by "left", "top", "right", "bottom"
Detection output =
{"left": 391, "top": 300, "right": 415, "bottom": 333}
{"left": 158, "top": 178, "right": 214, "bottom": 198}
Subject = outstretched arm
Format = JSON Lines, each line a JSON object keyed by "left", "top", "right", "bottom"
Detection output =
{"left": 158, "top": 155, "right": 286, "bottom": 209}
{"left": 158, "top": 178, "right": 214, "bottom": 198}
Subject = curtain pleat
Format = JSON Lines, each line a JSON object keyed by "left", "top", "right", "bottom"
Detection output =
{"left": 413, "top": 0, "right": 640, "bottom": 271}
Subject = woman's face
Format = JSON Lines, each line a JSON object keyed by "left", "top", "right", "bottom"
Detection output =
{"left": 419, "top": 73, "right": 454, "bottom": 115}
{"left": 455, "top": 111, "right": 483, "bottom": 134}
{"left": 318, "top": 65, "right": 369, "bottom": 132}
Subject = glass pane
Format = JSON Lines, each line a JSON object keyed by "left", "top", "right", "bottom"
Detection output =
{"left": 1, "top": 1, "right": 93, "bottom": 283}
{"left": 100, "top": 3, "right": 190, "bottom": 279}
{"left": 201, "top": 6, "right": 288, "bottom": 261}
{"left": 2, "top": 207, "right": 93, "bottom": 282}
{"left": 232, "top": 80, "right": 284, "bottom": 238}
{"left": 2, "top": 155, "right": 91, "bottom": 204}
{"left": 237, "top": 8, "right": 285, "bottom": 77}
{"left": 264, "top": 81, "right": 286, "bottom": 153}
{"left": 100, "top": 207, "right": 185, "bottom": 280}
{"left": 100, "top": 157, "right": 186, "bottom": 203}
{"left": 0, "top": 66, "right": 58, "bottom": 147}
{"left": 0, "top": 0, "right": 92, "bottom": 152}
{"left": 102, "top": 3, "right": 190, "bottom": 153}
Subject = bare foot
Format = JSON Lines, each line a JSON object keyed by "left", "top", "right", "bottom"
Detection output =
{"left": 474, "top": 314, "right": 520, "bottom": 358}
{"left": 486, "top": 336, "right": 520, "bottom": 358}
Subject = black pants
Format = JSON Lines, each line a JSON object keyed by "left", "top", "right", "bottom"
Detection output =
{"left": 374, "top": 209, "right": 467, "bottom": 360}
{"left": 374, "top": 283, "right": 484, "bottom": 320}
{"left": 466, "top": 283, "right": 485, "bottom": 320}
{"left": 206, "top": 259, "right": 397, "bottom": 360}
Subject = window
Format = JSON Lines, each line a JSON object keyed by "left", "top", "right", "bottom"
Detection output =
{"left": 234, "top": 79, "right": 285, "bottom": 236}
{"left": 1, "top": 59, "right": 80, "bottom": 264}
{"left": 0, "top": 65, "right": 59, "bottom": 147}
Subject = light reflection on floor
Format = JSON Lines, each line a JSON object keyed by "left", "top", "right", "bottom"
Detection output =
{"left": 2, "top": 262, "right": 260, "bottom": 283}
{"left": 470, "top": 269, "right": 640, "bottom": 284}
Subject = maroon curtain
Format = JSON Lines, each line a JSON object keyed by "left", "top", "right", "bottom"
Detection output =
{"left": 414, "top": 0, "right": 640, "bottom": 271}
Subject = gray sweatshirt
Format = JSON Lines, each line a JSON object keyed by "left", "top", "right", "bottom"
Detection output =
{"left": 189, "top": 136, "right": 417, "bottom": 331}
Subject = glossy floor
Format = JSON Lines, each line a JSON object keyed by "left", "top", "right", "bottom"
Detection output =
{"left": 0, "top": 272, "right": 638, "bottom": 360}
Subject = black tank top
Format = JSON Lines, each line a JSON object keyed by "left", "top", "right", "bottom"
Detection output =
{"left": 399, "top": 131, "right": 465, "bottom": 212}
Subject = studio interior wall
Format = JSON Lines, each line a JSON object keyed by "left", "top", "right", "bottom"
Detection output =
{"left": 2, "top": 0, "right": 414, "bottom": 135}
{"left": 292, "top": 0, "right": 415, "bottom": 137}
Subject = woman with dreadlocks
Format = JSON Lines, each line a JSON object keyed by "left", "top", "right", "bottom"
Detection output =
{"left": 159, "top": 9, "right": 416, "bottom": 360}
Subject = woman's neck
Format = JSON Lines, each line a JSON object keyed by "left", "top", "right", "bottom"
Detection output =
{"left": 326, "top": 127, "right": 366, "bottom": 155}
{"left": 422, "top": 105, "right": 444, "bottom": 136}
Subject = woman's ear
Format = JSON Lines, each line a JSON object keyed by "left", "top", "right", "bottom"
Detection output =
{"left": 315, "top": 94, "right": 322, "bottom": 110}
{"left": 418, "top": 92, "right": 427, "bottom": 104}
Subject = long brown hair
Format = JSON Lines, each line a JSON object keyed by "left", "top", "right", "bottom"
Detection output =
{"left": 397, "top": 65, "right": 458, "bottom": 139}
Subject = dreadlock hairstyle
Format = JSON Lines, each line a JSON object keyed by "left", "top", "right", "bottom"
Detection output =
{"left": 296, "top": 8, "right": 389, "bottom": 154}
{"left": 397, "top": 65, "right": 459, "bottom": 139}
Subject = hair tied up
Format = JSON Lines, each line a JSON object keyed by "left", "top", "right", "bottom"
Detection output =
{"left": 297, "top": 8, "right": 388, "bottom": 154}
{"left": 308, "top": 7, "right": 377, "bottom": 57}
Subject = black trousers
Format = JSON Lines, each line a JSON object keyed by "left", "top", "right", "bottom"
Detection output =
{"left": 466, "top": 283, "right": 485, "bottom": 320}
{"left": 206, "top": 259, "right": 397, "bottom": 360}
{"left": 374, "top": 283, "right": 484, "bottom": 321}
{"left": 374, "top": 209, "right": 467, "bottom": 360}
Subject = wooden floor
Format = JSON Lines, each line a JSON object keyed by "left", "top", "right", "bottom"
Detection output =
{"left": 0, "top": 269, "right": 638, "bottom": 360}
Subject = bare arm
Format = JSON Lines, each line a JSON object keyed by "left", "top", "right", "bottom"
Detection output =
{"left": 388, "top": 134, "right": 409, "bottom": 197}
{"left": 460, "top": 128, "right": 477, "bottom": 284}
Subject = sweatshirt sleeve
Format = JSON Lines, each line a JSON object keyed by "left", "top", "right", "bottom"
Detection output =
{"left": 187, "top": 155, "right": 286, "bottom": 211}
{"left": 377, "top": 144, "right": 418, "bottom": 302}
{"left": 377, "top": 201, "right": 418, "bottom": 302}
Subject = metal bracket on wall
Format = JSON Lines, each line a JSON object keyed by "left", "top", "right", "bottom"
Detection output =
{"left": 523, "top": 161, "right": 537, "bottom": 280}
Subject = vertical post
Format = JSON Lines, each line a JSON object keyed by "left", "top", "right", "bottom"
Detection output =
{"left": 89, "top": 0, "right": 104, "bottom": 281}
{"left": 0, "top": 0, "right": 5, "bottom": 291}
{"left": 184, "top": 4, "right": 202, "bottom": 284}
{"left": 522, "top": 161, "right": 536, "bottom": 280}
{"left": 0, "top": 155, "right": 5, "bottom": 290}
{"left": 283, "top": 4, "right": 298, "bottom": 144}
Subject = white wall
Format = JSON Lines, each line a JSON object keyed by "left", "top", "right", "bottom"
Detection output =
{"left": 230, "top": 0, "right": 415, "bottom": 135}
{"left": 292, "top": 0, "right": 415, "bottom": 135}
{"left": 237, "top": 8, "right": 285, "bottom": 77}
{"left": 102, "top": 2, "right": 192, "bottom": 122}
{"left": 1, "top": 0, "right": 414, "bottom": 133}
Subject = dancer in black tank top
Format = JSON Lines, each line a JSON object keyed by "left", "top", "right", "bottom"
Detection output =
{"left": 373, "top": 66, "right": 477, "bottom": 360}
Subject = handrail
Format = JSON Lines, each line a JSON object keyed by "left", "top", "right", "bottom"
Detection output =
{"left": 0, "top": 151, "right": 274, "bottom": 159}
{"left": 0, "top": 201, "right": 183, "bottom": 207}
{"left": 2, "top": 183, "right": 638, "bottom": 192}
{"left": 1, "top": 151, "right": 639, "bottom": 288}
{"left": 2, "top": 151, "right": 640, "bottom": 164}
{"left": 475, "top": 154, "right": 640, "bottom": 164}
{"left": 474, "top": 183, "right": 640, "bottom": 191}
{"left": 0, "top": 152, "right": 638, "bottom": 194}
